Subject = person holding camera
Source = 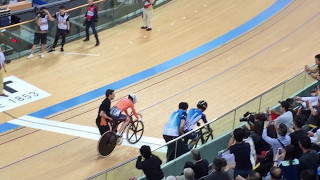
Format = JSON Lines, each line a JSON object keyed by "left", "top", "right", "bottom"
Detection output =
{"left": 83, "top": 0, "right": 100, "bottom": 46}
{"left": 273, "top": 144, "right": 300, "bottom": 180}
{"left": 48, "top": 5, "right": 70, "bottom": 53}
{"left": 262, "top": 122, "right": 291, "bottom": 162}
{"left": 27, "top": 7, "right": 54, "bottom": 59}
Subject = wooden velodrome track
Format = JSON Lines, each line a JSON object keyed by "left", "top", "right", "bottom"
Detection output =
{"left": 0, "top": 0, "right": 319, "bottom": 179}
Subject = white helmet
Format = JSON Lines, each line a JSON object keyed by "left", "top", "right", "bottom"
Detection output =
{"left": 129, "top": 93, "right": 137, "bottom": 104}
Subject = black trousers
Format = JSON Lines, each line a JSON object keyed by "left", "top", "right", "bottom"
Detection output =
{"left": 85, "top": 20, "right": 99, "bottom": 42}
{"left": 53, "top": 29, "right": 67, "bottom": 48}
{"left": 96, "top": 119, "right": 110, "bottom": 136}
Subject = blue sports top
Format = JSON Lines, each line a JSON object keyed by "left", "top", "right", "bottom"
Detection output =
{"left": 163, "top": 109, "right": 187, "bottom": 137}
{"left": 184, "top": 108, "right": 207, "bottom": 132}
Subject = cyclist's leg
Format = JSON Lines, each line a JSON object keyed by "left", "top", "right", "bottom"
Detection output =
{"left": 186, "top": 132, "right": 199, "bottom": 150}
{"left": 117, "top": 115, "right": 130, "bottom": 136}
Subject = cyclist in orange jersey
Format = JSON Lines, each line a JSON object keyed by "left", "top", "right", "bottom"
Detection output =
{"left": 110, "top": 93, "right": 140, "bottom": 137}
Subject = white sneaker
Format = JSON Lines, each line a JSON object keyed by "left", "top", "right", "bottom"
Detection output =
{"left": 40, "top": 53, "right": 44, "bottom": 58}
{"left": 27, "top": 54, "right": 34, "bottom": 59}
{"left": 116, "top": 137, "right": 123, "bottom": 145}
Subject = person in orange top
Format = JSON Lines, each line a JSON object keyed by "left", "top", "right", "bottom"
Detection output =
{"left": 110, "top": 93, "right": 140, "bottom": 136}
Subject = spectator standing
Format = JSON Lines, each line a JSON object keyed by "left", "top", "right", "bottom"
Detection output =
{"left": 228, "top": 128, "right": 252, "bottom": 178}
{"left": 136, "top": 145, "right": 164, "bottom": 180}
{"left": 83, "top": 0, "right": 100, "bottom": 46}
{"left": 27, "top": 7, "right": 54, "bottom": 59}
{"left": 0, "top": 46, "right": 8, "bottom": 97}
{"left": 49, "top": 5, "right": 70, "bottom": 52}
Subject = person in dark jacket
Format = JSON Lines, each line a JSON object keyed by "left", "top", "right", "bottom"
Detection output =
{"left": 83, "top": 0, "right": 100, "bottom": 46}
{"left": 136, "top": 145, "right": 164, "bottom": 180}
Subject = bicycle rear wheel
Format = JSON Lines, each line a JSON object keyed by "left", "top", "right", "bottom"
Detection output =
{"left": 126, "top": 120, "right": 144, "bottom": 144}
{"left": 97, "top": 131, "right": 117, "bottom": 157}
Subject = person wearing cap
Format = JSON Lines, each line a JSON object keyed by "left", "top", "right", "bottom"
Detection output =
{"left": 267, "top": 101, "right": 293, "bottom": 129}
{"left": 305, "top": 54, "right": 320, "bottom": 81}
{"left": 136, "top": 145, "right": 164, "bottom": 180}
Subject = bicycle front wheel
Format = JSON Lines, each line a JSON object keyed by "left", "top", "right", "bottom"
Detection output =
{"left": 126, "top": 120, "right": 144, "bottom": 144}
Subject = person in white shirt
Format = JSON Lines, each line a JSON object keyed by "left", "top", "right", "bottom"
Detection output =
{"left": 267, "top": 101, "right": 293, "bottom": 129}
{"left": 0, "top": 47, "right": 8, "bottom": 97}
{"left": 27, "top": 7, "right": 54, "bottom": 59}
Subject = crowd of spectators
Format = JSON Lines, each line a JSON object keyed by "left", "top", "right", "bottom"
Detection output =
{"left": 133, "top": 58, "right": 320, "bottom": 180}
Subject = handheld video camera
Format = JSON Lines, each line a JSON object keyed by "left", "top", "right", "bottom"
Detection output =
{"left": 239, "top": 111, "right": 255, "bottom": 123}
{"left": 37, "top": 7, "right": 47, "bottom": 18}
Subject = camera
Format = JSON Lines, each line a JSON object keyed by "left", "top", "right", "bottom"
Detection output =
{"left": 239, "top": 111, "right": 255, "bottom": 123}
{"left": 37, "top": 7, "right": 47, "bottom": 18}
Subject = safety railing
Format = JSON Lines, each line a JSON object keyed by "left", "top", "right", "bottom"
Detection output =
{"left": 0, "top": 0, "right": 171, "bottom": 60}
{"left": 86, "top": 66, "right": 318, "bottom": 180}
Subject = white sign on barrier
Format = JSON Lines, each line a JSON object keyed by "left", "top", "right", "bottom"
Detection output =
{"left": 0, "top": 76, "right": 51, "bottom": 112}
